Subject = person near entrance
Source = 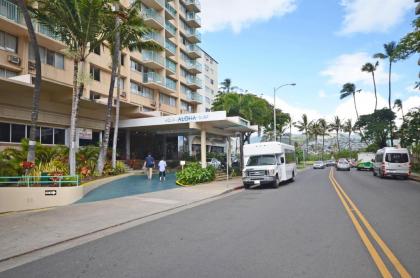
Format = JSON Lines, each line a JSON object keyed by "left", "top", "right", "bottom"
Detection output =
{"left": 144, "top": 153, "right": 155, "bottom": 180}
{"left": 158, "top": 158, "right": 167, "bottom": 182}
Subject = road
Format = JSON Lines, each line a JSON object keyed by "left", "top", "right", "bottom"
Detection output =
{"left": 1, "top": 168, "right": 419, "bottom": 278}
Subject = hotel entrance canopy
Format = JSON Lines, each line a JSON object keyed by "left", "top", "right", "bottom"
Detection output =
{"left": 119, "top": 111, "right": 257, "bottom": 136}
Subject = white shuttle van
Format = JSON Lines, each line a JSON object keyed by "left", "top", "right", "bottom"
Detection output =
{"left": 242, "top": 142, "right": 296, "bottom": 188}
{"left": 373, "top": 147, "right": 411, "bottom": 179}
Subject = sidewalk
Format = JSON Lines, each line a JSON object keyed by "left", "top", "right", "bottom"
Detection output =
{"left": 0, "top": 178, "right": 243, "bottom": 263}
{"left": 409, "top": 172, "right": 420, "bottom": 182}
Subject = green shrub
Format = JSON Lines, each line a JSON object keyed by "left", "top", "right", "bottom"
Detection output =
{"left": 105, "top": 161, "right": 127, "bottom": 176}
{"left": 176, "top": 162, "right": 216, "bottom": 185}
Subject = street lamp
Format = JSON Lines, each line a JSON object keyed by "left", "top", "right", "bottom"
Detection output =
{"left": 273, "top": 83, "right": 296, "bottom": 142}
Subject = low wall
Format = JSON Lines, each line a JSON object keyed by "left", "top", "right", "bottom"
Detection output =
{"left": 0, "top": 186, "right": 84, "bottom": 213}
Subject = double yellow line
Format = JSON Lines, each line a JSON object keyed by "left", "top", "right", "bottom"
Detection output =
{"left": 328, "top": 169, "right": 411, "bottom": 278}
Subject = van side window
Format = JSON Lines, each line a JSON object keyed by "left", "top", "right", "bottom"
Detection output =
{"left": 285, "top": 149, "right": 296, "bottom": 163}
{"left": 375, "top": 154, "right": 383, "bottom": 162}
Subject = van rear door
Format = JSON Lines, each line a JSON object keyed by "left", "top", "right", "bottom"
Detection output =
{"left": 385, "top": 152, "right": 410, "bottom": 174}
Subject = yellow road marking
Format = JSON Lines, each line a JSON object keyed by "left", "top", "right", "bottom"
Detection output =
{"left": 330, "top": 170, "right": 411, "bottom": 278}
{"left": 328, "top": 170, "right": 392, "bottom": 278}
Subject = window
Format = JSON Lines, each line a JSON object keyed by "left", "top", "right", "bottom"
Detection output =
{"left": 41, "top": 127, "right": 53, "bottom": 144}
{"left": 26, "top": 126, "right": 40, "bottom": 142}
{"left": 28, "top": 44, "right": 64, "bottom": 69}
{"left": 121, "top": 54, "right": 125, "bottom": 66}
{"left": 130, "top": 59, "right": 142, "bottom": 72}
{"left": 114, "top": 77, "right": 124, "bottom": 90}
{"left": 0, "top": 68, "right": 17, "bottom": 78}
{"left": 93, "top": 45, "right": 101, "bottom": 55}
{"left": 12, "top": 124, "right": 27, "bottom": 143}
{"left": 55, "top": 53, "right": 64, "bottom": 69}
{"left": 246, "top": 155, "right": 276, "bottom": 166}
{"left": 142, "top": 86, "right": 154, "bottom": 99}
{"left": 130, "top": 82, "right": 141, "bottom": 95}
{"left": 0, "top": 123, "right": 10, "bottom": 142}
{"left": 285, "top": 149, "right": 296, "bottom": 163}
{"left": 385, "top": 153, "right": 409, "bottom": 163}
{"left": 0, "top": 31, "right": 17, "bottom": 53}
{"left": 90, "top": 66, "right": 100, "bottom": 81}
{"left": 54, "top": 129, "right": 65, "bottom": 145}
{"left": 159, "top": 94, "right": 176, "bottom": 107}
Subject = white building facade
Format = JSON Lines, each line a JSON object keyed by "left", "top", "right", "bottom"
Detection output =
{"left": 197, "top": 49, "right": 219, "bottom": 112}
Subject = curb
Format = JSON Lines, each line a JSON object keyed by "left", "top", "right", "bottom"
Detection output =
{"left": 0, "top": 184, "right": 241, "bottom": 264}
{"left": 409, "top": 175, "right": 420, "bottom": 182}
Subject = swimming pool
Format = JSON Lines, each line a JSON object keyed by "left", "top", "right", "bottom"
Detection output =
{"left": 77, "top": 173, "right": 178, "bottom": 203}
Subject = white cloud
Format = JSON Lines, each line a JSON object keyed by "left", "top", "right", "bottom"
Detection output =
{"left": 319, "top": 90, "right": 327, "bottom": 98}
{"left": 406, "top": 85, "right": 420, "bottom": 94}
{"left": 403, "top": 96, "right": 420, "bottom": 112}
{"left": 321, "top": 52, "right": 392, "bottom": 86}
{"left": 339, "top": 0, "right": 414, "bottom": 35}
{"left": 201, "top": 0, "right": 297, "bottom": 33}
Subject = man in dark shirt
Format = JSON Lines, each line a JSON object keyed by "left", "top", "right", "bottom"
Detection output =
{"left": 144, "top": 153, "right": 155, "bottom": 180}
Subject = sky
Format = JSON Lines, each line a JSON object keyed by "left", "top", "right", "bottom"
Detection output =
{"left": 200, "top": 0, "right": 420, "bottom": 125}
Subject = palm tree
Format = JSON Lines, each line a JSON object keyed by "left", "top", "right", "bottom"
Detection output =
{"left": 329, "top": 116, "right": 342, "bottom": 152}
{"left": 309, "top": 122, "right": 321, "bottom": 155}
{"left": 394, "top": 99, "right": 404, "bottom": 121}
{"left": 33, "top": 0, "right": 113, "bottom": 176}
{"left": 374, "top": 42, "right": 398, "bottom": 146}
{"left": 343, "top": 119, "right": 354, "bottom": 152}
{"left": 14, "top": 0, "right": 41, "bottom": 164}
{"left": 318, "top": 119, "right": 328, "bottom": 160}
{"left": 219, "top": 78, "right": 238, "bottom": 93}
{"left": 361, "top": 62, "right": 379, "bottom": 111}
{"left": 340, "top": 83, "right": 361, "bottom": 119}
{"left": 294, "top": 114, "right": 311, "bottom": 155}
{"left": 108, "top": 1, "right": 163, "bottom": 169}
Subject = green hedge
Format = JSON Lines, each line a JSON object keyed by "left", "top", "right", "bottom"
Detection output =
{"left": 176, "top": 162, "right": 216, "bottom": 185}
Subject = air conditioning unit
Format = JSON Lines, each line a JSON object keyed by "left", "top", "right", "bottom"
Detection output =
{"left": 120, "top": 91, "right": 127, "bottom": 98}
{"left": 8, "top": 55, "right": 21, "bottom": 65}
{"left": 28, "top": 61, "right": 35, "bottom": 70}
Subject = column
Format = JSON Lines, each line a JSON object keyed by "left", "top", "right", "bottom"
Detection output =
{"left": 201, "top": 129, "right": 206, "bottom": 168}
{"left": 227, "top": 136, "right": 232, "bottom": 167}
{"left": 125, "top": 129, "right": 131, "bottom": 160}
{"left": 163, "top": 134, "right": 167, "bottom": 159}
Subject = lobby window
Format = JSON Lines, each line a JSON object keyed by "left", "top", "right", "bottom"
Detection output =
{"left": 0, "top": 31, "right": 18, "bottom": 53}
{"left": 0, "top": 68, "right": 17, "bottom": 78}
{"left": 25, "top": 126, "right": 40, "bottom": 142}
{"left": 12, "top": 124, "right": 27, "bottom": 143}
{"left": 90, "top": 66, "right": 100, "bottom": 81}
{"left": 41, "top": 127, "right": 54, "bottom": 144}
{"left": 53, "top": 128, "right": 65, "bottom": 145}
{"left": 0, "top": 122, "right": 10, "bottom": 142}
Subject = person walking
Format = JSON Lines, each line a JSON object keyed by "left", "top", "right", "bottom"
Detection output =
{"left": 158, "top": 158, "right": 167, "bottom": 182}
{"left": 144, "top": 153, "right": 155, "bottom": 180}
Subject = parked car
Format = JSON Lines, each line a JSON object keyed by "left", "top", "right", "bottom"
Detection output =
{"left": 349, "top": 159, "right": 357, "bottom": 168}
{"left": 373, "top": 147, "right": 411, "bottom": 179}
{"left": 313, "top": 161, "right": 325, "bottom": 169}
{"left": 336, "top": 159, "right": 351, "bottom": 171}
{"left": 357, "top": 161, "right": 374, "bottom": 171}
{"left": 326, "top": 160, "right": 336, "bottom": 167}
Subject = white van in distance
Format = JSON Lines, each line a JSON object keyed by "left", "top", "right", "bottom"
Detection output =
{"left": 373, "top": 147, "right": 411, "bottom": 179}
{"left": 242, "top": 142, "right": 297, "bottom": 188}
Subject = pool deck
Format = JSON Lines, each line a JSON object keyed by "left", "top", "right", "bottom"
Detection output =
{"left": 0, "top": 177, "right": 243, "bottom": 269}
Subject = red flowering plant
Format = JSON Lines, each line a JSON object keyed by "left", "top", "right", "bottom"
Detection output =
{"left": 20, "top": 161, "right": 35, "bottom": 170}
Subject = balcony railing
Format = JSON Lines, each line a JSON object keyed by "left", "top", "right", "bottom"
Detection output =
{"left": 184, "top": 0, "right": 201, "bottom": 10}
{"left": 141, "top": 7, "right": 164, "bottom": 26}
{"left": 186, "top": 59, "right": 202, "bottom": 71}
{"left": 143, "top": 31, "right": 164, "bottom": 46}
{"left": 166, "top": 58, "right": 177, "bottom": 73}
{"left": 142, "top": 50, "right": 164, "bottom": 66}
{"left": 185, "top": 92, "right": 203, "bottom": 103}
{"left": 165, "top": 21, "right": 177, "bottom": 36}
{"left": 165, "top": 78, "right": 176, "bottom": 91}
{"left": 165, "top": 39, "right": 177, "bottom": 54}
{"left": 143, "top": 72, "right": 163, "bottom": 85}
{"left": 186, "top": 12, "right": 201, "bottom": 24}
{"left": 165, "top": 2, "right": 177, "bottom": 18}
{"left": 186, "top": 76, "right": 202, "bottom": 87}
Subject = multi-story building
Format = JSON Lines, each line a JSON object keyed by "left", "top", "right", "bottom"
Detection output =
{"left": 197, "top": 49, "right": 218, "bottom": 112}
{"left": 0, "top": 0, "right": 206, "bottom": 155}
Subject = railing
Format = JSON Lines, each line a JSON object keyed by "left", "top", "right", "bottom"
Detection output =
{"left": 186, "top": 75, "right": 202, "bottom": 87}
{"left": 166, "top": 58, "right": 177, "bottom": 73}
{"left": 165, "top": 78, "right": 176, "bottom": 90}
{"left": 186, "top": 59, "right": 202, "bottom": 71}
{"left": 186, "top": 44, "right": 202, "bottom": 56}
{"left": 187, "top": 12, "right": 201, "bottom": 24}
{"left": 0, "top": 175, "right": 80, "bottom": 187}
{"left": 142, "top": 50, "right": 164, "bottom": 66}
{"left": 185, "top": 91, "right": 202, "bottom": 102}
{"left": 165, "top": 39, "right": 177, "bottom": 54}
{"left": 143, "top": 31, "right": 164, "bottom": 46}
{"left": 143, "top": 72, "right": 163, "bottom": 85}
{"left": 165, "top": 2, "right": 177, "bottom": 17}
{"left": 184, "top": 0, "right": 201, "bottom": 10}
{"left": 141, "top": 7, "right": 164, "bottom": 26}
{"left": 165, "top": 21, "right": 177, "bottom": 36}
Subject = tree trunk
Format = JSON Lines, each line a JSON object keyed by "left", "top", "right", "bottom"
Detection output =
{"left": 372, "top": 71, "right": 377, "bottom": 111}
{"left": 97, "top": 9, "right": 120, "bottom": 174}
{"left": 353, "top": 93, "right": 359, "bottom": 119}
{"left": 388, "top": 61, "right": 394, "bottom": 147}
{"left": 69, "top": 59, "right": 82, "bottom": 176}
{"left": 336, "top": 130, "right": 340, "bottom": 152}
{"left": 17, "top": 0, "right": 41, "bottom": 163}
{"left": 322, "top": 135, "right": 325, "bottom": 160}
{"left": 239, "top": 133, "right": 244, "bottom": 171}
{"left": 111, "top": 64, "right": 121, "bottom": 169}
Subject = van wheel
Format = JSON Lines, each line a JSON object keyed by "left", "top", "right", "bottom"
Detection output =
{"left": 373, "top": 169, "right": 377, "bottom": 176}
{"left": 273, "top": 175, "right": 280, "bottom": 188}
{"left": 290, "top": 172, "right": 295, "bottom": 182}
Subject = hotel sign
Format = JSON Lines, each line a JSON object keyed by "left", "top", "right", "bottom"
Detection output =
{"left": 119, "top": 111, "right": 227, "bottom": 128}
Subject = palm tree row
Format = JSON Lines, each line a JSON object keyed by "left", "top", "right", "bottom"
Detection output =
{"left": 24, "top": 0, "right": 159, "bottom": 175}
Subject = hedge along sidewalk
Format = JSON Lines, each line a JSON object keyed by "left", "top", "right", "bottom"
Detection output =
{"left": 0, "top": 177, "right": 243, "bottom": 268}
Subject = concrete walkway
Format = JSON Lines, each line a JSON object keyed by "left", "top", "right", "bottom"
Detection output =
{"left": 0, "top": 178, "right": 243, "bottom": 264}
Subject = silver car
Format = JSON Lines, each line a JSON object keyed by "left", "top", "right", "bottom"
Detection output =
{"left": 313, "top": 161, "right": 325, "bottom": 169}
{"left": 336, "top": 159, "right": 351, "bottom": 171}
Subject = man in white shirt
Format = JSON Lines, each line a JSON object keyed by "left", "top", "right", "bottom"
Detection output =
{"left": 158, "top": 158, "right": 167, "bottom": 182}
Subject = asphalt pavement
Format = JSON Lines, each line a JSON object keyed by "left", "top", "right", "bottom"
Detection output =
{"left": 1, "top": 168, "right": 419, "bottom": 278}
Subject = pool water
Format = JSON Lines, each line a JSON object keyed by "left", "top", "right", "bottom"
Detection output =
{"left": 77, "top": 174, "right": 178, "bottom": 203}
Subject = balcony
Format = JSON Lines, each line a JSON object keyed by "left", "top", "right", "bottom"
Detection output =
{"left": 186, "top": 44, "right": 202, "bottom": 59}
{"left": 142, "top": 31, "right": 164, "bottom": 47}
{"left": 142, "top": 0, "right": 165, "bottom": 10}
{"left": 142, "top": 50, "right": 165, "bottom": 70}
{"left": 185, "top": 59, "right": 202, "bottom": 74}
{"left": 166, "top": 58, "right": 177, "bottom": 75}
{"left": 165, "top": 78, "right": 177, "bottom": 92}
{"left": 186, "top": 12, "right": 201, "bottom": 28}
{"left": 165, "top": 2, "right": 177, "bottom": 20}
{"left": 186, "top": 76, "right": 202, "bottom": 90}
{"left": 141, "top": 7, "right": 164, "bottom": 29}
{"left": 183, "top": 0, "right": 201, "bottom": 12}
{"left": 185, "top": 92, "right": 203, "bottom": 104}
{"left": 143, "top": 72, "right": 164, "bottom": 90}
{"left": 165, "top": 21, "right": 177, "bottom": 38}
{"left": 165, "top": 39, "right": 176, "bottom": 56}
{"left": 182, "top": 26, "right": 201, "bottom": 43}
